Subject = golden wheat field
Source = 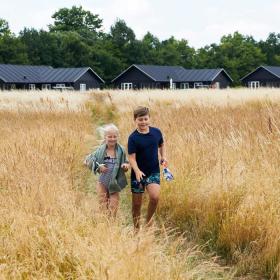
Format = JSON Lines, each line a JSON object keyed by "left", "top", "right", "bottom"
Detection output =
{"left": 0, "top": 88, "right": 280, "bottom": 279}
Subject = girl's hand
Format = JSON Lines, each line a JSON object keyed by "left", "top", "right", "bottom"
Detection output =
{"left": 121, "top": 163, "right": 129, "bottom": 172}
{"left": 135, "top": 170, "right": 145, "bottom": 182}
{"left": 99, "top": 164, "right": 108, "bottom": 174}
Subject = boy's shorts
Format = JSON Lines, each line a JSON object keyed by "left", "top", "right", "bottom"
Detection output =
{"left": 131, "top": 173, "right": 160, "bottom": 194}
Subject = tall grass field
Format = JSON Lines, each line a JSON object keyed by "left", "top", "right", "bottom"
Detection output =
{"left": 0, "top": 88, "right": 279, "bottom": 279}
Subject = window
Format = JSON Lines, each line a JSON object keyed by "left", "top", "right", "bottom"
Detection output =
{"left": 194, "top": 82, "right": 203, "bottom": 88}
{"left": 248, "top": 81, "right": 260, "bottom": 89}
{"left": 180, "top": 83, "right": 189, "bottom": 89}
{"left": 171, "top": 83, "right": 176, "bottom": 89}
{"left": 42, "top": 84, "right": 51, "bottom": 90}
{"left": 56, "top": 84, "right": 65, "bottom": 88}
{"left": 121, "top": 83, "right": 133, "bottom": 90}
{"left": 214, "top": 82, "right": 220, "bottom": 89}
{"left": 80, "top": 84, "right": 86, "bottom": 91}
{"left": 29, "top": 84, "right": 36, "bottom": 90}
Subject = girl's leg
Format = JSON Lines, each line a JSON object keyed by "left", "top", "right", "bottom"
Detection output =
{"left": 145, "top": 183, "right": 160, "bottom": 227}
{"left": 108, "top": 192, "right": 119, "bottom": 218}
{"left": 96, "top": 182, "right": 109, "bottom": 212}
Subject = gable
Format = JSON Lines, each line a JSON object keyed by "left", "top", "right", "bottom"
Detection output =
{"left": 75, "top": 70, "right": 102, "bottom": 84}
{"left": 213, "top": 71, "right": 232, "bottom": 83}
{"left": 113, "top": 66, "right": 155, "bottom": 83}
{"left": 243, "top": 67, "right": 280, "bottom": 82}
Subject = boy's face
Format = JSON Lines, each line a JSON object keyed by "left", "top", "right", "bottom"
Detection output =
{"left": 135, "top": 114, "right": 150, "bottom": 131}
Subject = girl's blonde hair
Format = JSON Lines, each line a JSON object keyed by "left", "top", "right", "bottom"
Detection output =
{"left": 97, "top": 123, "right": 119, "bottom": 141}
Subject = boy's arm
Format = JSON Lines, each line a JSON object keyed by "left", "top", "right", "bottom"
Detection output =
{"left": 128, "top": 153, "right": 145, "bottom": 181}
{"left": 159, "top": 143, "right": 168, "bottom": 166}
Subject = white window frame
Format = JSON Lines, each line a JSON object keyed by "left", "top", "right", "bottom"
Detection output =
{"left": 214, "top": 82, "right": 220, "bottom": 89}
{"left": 29, "top": 84, "right": 36, "bottom": 90}
{"left": 194, "top": 82, "right": 203, "bottom": 88}
{"left": 248, "top": 81, "right": 260, "bottom": 89}
{"left": 80, "top": 83, "right": 86, "bottom": 91}
{"left": 42, "top": 84, "right": 51, "bottom": 90}
{"left": 121, "top": 83, "right": 133, "bottom": 90}
{"left": 180, "top": 83, "right": 189, "bottom": 89}
{"left": 171, "top": 83, "right": 176, "bottom": 90}
{"left": 56, "top": 84, "right": 65, "bottom": 88}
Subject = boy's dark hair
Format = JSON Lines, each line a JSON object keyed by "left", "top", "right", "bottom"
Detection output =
{"left": 133, "top": 106, "right": 150, "bottom": 120}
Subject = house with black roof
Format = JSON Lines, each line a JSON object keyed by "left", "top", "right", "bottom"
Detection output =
{"left": 111, "top": 64, "right": 233, "bottom": 89}
{"left": 241, "top": 66, "right": 280, "bottom": 89}
{"left": 0, "top": 64, "right": 104, "bottom": 91}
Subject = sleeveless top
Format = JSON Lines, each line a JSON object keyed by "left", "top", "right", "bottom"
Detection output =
{"left": 99, "top": 157, "right": 117, "bottom": 190}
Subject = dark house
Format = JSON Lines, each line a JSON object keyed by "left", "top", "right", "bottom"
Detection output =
{"left": 0, "top": 64, "right": 104, "bottom": 90}
{"left": 111, "top": 64, "right": 233, "bottom": 89}
{"left": 241, "top": 66, "right": 280, "bottom": 88}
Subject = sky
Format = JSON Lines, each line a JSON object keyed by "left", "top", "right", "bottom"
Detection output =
{"left": 1, "top": 0, "right": 280, "bottom": 48}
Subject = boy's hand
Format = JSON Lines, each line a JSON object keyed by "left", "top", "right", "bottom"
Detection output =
{"left": 121, "top": 163, "right": 129, "bottom": 172}
{"left": 135, "top": 170, "right": 145, "bottom": 182}
{"left": 160, "top": 158, "right": 168, "bottom": 167}
{"left": 99, "top": 164, "right": 108, "bottom": 174}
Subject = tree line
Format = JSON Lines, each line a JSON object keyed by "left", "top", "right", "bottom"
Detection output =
{"left": 1, "top": 6, "right": 280, "bottom": 86}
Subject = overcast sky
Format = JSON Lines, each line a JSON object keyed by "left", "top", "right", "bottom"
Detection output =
{"left": 1, "top": 0, "right": 280, "bottom": 48}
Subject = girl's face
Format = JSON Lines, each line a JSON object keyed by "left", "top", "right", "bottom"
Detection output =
{"left": 105, "top": 130, "right": 118, "bottom": 147}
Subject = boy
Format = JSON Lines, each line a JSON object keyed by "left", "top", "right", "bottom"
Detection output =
{"left": 128, "top": 106, "right": 167, "bottom": 230}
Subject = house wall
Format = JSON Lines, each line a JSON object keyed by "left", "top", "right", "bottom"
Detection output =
{"left": 113, "top": 66, "right": 155, "bottom": 89}
{"left": 74, "top": 71, "right": 102, "bottom": 90}
{"left": 212, "top": 71, "right": 232, "bottom": 88}
{"left": 242, "top": 68, "right": 280, "bottom": 87}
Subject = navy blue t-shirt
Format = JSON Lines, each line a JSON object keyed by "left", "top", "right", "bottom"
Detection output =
{"left": 128, "top": 126, "right": 163, "bottom": 180}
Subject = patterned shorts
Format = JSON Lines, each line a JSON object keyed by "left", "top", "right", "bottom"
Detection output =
{"left": 131, "top": 173, "right": 160, "bottom": 194}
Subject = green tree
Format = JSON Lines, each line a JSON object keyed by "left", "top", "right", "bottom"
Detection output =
{"left": 0, "top": 18, "right": 10, "bottom": 36}
{"left": 110, "top": 19, "right": 136, "bottom": 48}
{"left": 108, "top": 19, "right": 137, "bottom": 68}
{"left": 195, "top": 32, "right": 266, "bottom": 85}
{"left": 49, "top": 6, "right": 103, "bottom": 36}
{"left": 258, "top": 33, "right": 280, "bottom": 66}
{"left": 157, "top": 36, "right": 195, "bottom": 67}
{"left": 219, "top": 32, "right": 266, "bottom": 84}
{"left": 139, "top": 32, "right": 161, "bottom": 64}
{"left": 0, "top": 35, "right": 28, "bottom": 64}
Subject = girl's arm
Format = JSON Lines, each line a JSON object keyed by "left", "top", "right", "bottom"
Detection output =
{"left": 84, "top": 149, "right": 106, "bottom": 174}
{"left": 128, "top": 153, "right": 145, "bottom": 181}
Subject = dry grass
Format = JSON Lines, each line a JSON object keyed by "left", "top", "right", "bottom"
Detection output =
{"left": 0, "top": 91, "right": 234, "bottom": 279}
{"left": 111, "top": 88, "right": 280, "bottom": 279}
{"left": 107, "top": 88, "right": 280, "bottom": 109}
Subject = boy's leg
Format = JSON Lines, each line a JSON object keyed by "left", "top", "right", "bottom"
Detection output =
{"left": 146, "top": 183, "right": 160, "bottom": 227}
{"left": 108, "top": 192, "right": 119, "bottom": 218}
{"left": 132, "top": 193, "right": 143, "bottom": 231}
{"left": 96, "top": 182, "right": 109, "bottom": 212}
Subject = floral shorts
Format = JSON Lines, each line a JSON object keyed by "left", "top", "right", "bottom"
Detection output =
{"left": 131, "top": 173, "right": 160, "bottom": 194}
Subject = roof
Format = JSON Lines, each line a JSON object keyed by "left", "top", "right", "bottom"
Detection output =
{"left": 0, "top": 64, "right": 104, "bottom": 84}
{"left": 240, "top": 65, "right": 280, "bottom": 81}
{"left": 0, "top": 64, "right": 52, "bottom": 83}
{"left": 180, "top": 69, "right": 233, "bottom": 82}
{"left": 112, "top": 64, "right": 233, "bottom": 82}
{"left": 112, "top": 64, "right": 187, "bottom": 82}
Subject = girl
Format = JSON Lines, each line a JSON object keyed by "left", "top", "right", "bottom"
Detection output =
{"left": 85, "top": 124, "right": 129, "bottom": 217}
